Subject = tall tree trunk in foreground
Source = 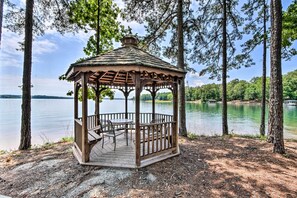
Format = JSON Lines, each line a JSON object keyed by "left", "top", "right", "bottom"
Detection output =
{"left": 222, "top": 0, "right": 228, "bottom": 135}
{"left": 0, "top": 0, "right": 4, "bottom": 47}
{"left": 95, "top": 0, "right": 101, "bottom": 118}
{"left": 260, "top": 0, "right": 267, "bottom": 136}
{"left": 19, "top": 0, "right": 34, "bottom": 150}
{"left": 267, "top": 0, "right": 285, "bottom": 154}
{"left": 177, "top": 0, "right": 187, "bottom": 137}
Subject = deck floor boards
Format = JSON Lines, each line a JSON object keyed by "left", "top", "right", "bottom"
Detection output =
{"left": 90, "top": 133, "right": 136, "bottom": 167}
{"left": 87, "top": 131, "right": 176, "bottom": 168}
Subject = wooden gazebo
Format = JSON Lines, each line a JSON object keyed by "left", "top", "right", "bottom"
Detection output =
{"left": 65, "top": 35, "right": 186, "bottom": 168}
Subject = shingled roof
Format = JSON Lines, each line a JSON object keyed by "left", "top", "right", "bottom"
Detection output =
{"left": 66, "top": 35, "right": 185, "bottom": 78}
{"left": 70, "top": 46, "right": 184, "bottom": 73}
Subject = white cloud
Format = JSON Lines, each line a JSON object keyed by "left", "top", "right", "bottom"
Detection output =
{"left": 0, "top": 28, "right": 61, "bottom": 68}
{"left": 33, "top": 39, "right": 58, "bottom": 55}
{"left": 188, "top": 79, "right": 205, "bottom": 87}
{"left": 0, "top": 30, "right": 23, "bottom": 68}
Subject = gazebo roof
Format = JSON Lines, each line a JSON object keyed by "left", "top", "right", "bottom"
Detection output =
{"left": 65, "top": 36, "right": 186, "bottom": 87}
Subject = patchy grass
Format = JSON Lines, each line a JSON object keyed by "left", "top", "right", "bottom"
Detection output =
{"left": 225, "top": 133, "right": 267, "bottom": 141}
{"left": 286, "top": 138, "right": 297, "bottom": 143}
{"left": 187, "top": 132, "right": 198, "bottom": 140}
{"left": 59, "top": 136, "right": 74, "bottom": 143}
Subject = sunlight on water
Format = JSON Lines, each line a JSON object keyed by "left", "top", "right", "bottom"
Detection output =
{"left": 0, "top": 99, "right": 296, "bottom": 150}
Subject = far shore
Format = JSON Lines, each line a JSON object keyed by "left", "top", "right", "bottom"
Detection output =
{"left": 143, "top": 99, "right": 262, "bottom": 104}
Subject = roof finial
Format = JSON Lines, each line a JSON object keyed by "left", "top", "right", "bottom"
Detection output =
{"left": 120, "top": 33, "right": 138, "bottom": 47}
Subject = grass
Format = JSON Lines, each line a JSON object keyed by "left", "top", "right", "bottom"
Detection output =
{"left": 59, "top": 136, "right": 74, "bottom": 143}
{"left": 187, "top": 132, "right": 199, "bottom": 140}
{"left": 225, "top": 133, "right": 267, "bottom": 141}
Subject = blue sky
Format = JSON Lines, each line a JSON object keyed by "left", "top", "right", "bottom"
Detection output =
{"left": 0, "top": 0, "right": 296, "bottom": 97}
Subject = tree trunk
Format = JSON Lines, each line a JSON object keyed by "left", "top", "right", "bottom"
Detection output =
{"left": 267, "top": 0, "right": 285, "bottom": 154}
{"left": 260, "top": 0, "right": 267, "bottom": 136}
{"left": 177, "top": 0, "right": 187, "bottom": 137}
{"left": 0, "top": 0, "right": 4, "bottom": 47}
{"left": 19, "top": 0, "right": 34, "bottom": 150}
{"left": 96, "top": 0, "right": 100, "bottom": 55}
{"left": 222, "top": 0, "right": 228, "bottom": 135}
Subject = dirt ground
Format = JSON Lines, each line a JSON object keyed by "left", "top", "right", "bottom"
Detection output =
{"left": 0, "top": 136, "right": 296, "bottom": 198}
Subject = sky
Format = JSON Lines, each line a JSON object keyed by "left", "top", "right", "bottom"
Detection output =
{"left": 0, "top": 0, "right": 296, "bottom": 97}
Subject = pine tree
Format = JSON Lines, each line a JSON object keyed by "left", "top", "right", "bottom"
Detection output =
{"left": 189, "top": 0, "right": 252, "bottom": 135}
{"left": 241, "top": 0, "right": 269, "bottom": 136}
{"left": 123, "top": 0, "right": 191, "bottom": 136}
{"left": 268, "top": 0, "right": 285, "bottom": 154}
{"left": 19, "top": 0, "right": 34, "bottom": 150}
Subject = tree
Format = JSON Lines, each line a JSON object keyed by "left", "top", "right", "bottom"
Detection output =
{"left": 282, "top": 0, "right": 297, "bottom": 59}
{"left": 177, "top": 0, "right": 187, "bottom": 136}
{"left": 68, "top": 0, "right": 126, "bottom": 56}
{"left": 19, "top": 0, "right": 34, "bottom": 150}
{"left": 122, "top": 0, "right": 191, "bottom": 136}
{"left": 0, "top": 0, "right": 3, "bottom": 47}
{"left": 267, "top": 0, "right": 285, "bottom": 153}
{"left": 192, "top": 0, "right": 252, "bottom": 135}
{"left": 241, "top": 0, "right": 269, "bottom": 136}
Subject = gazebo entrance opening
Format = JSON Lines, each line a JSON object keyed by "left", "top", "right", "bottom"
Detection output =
{"left": 66, "top": 36, "right": 186, "bottom": 168}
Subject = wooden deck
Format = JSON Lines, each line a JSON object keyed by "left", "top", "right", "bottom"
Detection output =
{"left": 89, "top": 133, "right": 136, "bottom": 168}
{"left": 72, "top": 130, "right": 180, "bottom": 168}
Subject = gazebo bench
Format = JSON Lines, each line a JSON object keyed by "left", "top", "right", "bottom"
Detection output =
{"left": 88, "top": 127, "right": 102, "bottom": 150}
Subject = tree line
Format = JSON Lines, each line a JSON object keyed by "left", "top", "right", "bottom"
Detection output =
{"left": 141, "top": 69, "right": 297, "bottom": 102}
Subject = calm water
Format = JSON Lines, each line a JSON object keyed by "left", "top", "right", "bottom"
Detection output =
{"left": 0, "top": 99, "right": 296, "bottom": 150}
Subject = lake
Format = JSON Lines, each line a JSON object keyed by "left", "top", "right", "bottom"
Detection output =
{"left": 0, "top": 99, "right": 296, "bottom": 150}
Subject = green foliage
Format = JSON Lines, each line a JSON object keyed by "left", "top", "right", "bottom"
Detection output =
{"left": 4, "top": 0, "right": 77, "bottom": 37}
{"left": 68, "top": 0, "right": 127, "bottom": 56}
{"left": 187, "top": 133, "right": 198, "bottom": 140}
{"left": 77, "top": 87, "right": 114, "bottom": 102}
{"left": 141, "top": 92, "right": 173, "bottom": 101}
{"left": 60, "top": 136, "right": 74, "bottom": 143}
{"left": 140, "top": 70, "right": 297, "bottom": 102}
{"left": 241, "top": 0, "right": 269, "bottom": 60}
{"left": 282, "top": 0, "right": 297, "bottom": 59}
{"left": 227, "top": 133, "right": 266, "bottom": 140}
{"left": 191, "top": 0, "right": 253, "bottom": 80}
{"left": 283, "top": 69, "right": 297, "bottom": 100}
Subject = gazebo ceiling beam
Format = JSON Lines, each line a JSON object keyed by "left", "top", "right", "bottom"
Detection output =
{"left": 71, "top": 66, "right": 185, "bottom": 78}
{"left": 112, "top": 71, "right": 120, "bottom": 84}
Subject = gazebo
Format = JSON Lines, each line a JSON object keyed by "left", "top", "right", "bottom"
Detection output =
{"left": 65, "top": 35, "right": 186, "bottom": 168}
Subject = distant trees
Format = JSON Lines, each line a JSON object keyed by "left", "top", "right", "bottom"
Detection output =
{"left": 283, "top": 70, "right": 297, "bottom": 100}
{"left": 142, "top": 69, "right": 297, "bottom": 103}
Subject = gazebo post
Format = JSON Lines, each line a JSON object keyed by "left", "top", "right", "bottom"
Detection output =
{"left": 152, "top": 82, "right": 156, "bottom": 121}
{"left": 135, "top": 73, "right": 141, "bottom": 167}
{"left": 81, "top": 73, "right": 90, "bottom": 162}
{"left": 74, "top": 82, "right": 79, "bottom": 143}
{"left": 172, "top": 82, "right": 179, "bottom": 152}
{"left": 95, "top": 82, "right": 100, "bottom": 126}
{"left": 125, "top": 83, "right": 128, "bottom": 119}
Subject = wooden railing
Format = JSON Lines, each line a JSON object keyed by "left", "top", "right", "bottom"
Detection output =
{"left": 81, "top": 113, "right": 173, "bottom": 127}
{"left": 74, "top": 119, "right": 82, "bottom": 151}
{"left": 139, "top": 121, "right": 175, "bottom": 160}
{"left": 75, "top": 113, "right": 175, "bottom": 165}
